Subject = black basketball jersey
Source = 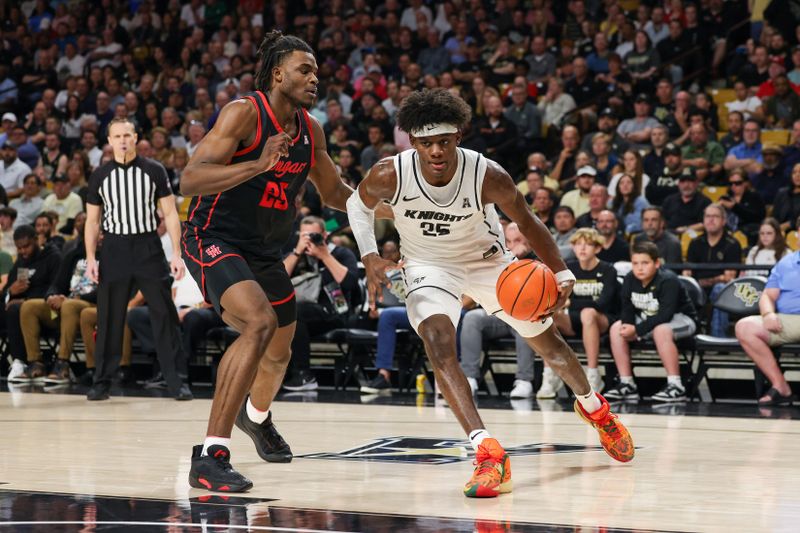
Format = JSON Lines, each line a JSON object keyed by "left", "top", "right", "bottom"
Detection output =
{"left": 185, "top": 90, "right": 315, "bottom": 259}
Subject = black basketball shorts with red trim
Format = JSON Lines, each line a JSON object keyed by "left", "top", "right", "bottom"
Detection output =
{"left": 182, "top": 230, "right": 296, "bottom": 327}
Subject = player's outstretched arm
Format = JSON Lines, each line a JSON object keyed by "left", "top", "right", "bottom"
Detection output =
{"left": 308, "top": 116, "right": 394, "bottom": 219}
{"left": 346, "top": 158, "right": 399, "bottom": 309}
{"left": 482, "top": 159, "right": 575, "bottom": 315}
{"left": 181, "top": 100, "right": 291, "bottom": 196}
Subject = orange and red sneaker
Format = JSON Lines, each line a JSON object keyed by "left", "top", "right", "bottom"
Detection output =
{"left": 463, "top": 438, "right": 512, "bottom": 498}
{"left": 574, "top": 393, "right": 635, "bottom": 463}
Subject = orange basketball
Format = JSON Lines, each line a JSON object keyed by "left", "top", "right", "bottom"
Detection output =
{"left": 496, "top": 260, "right": 559, "bottom": 321}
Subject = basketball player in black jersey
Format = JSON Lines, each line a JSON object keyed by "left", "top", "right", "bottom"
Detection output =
{"left": 180, "top": 31, "right": 374, "bottom": 492}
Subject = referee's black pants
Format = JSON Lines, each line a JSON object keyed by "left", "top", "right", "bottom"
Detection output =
{"left": 93, "top": 233, "right": 184, "bottom": 394}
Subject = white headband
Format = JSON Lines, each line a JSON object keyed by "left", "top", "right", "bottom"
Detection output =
{"left": 409, "top": 123, "right": 459, "bottom": 138}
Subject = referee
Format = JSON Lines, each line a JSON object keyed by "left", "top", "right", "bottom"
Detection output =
{"left": 84, "top": 117, "right": 192, "bottom": 401}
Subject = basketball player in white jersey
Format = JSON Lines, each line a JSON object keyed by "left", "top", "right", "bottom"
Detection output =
{"left": 347, "top": 89, "right": 634, "bottom": 498}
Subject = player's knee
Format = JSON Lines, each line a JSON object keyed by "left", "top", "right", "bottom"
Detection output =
{"left": 242, "top": 312, "right": 277, "bottom": 344}
{"left": 610, "top": 320, "right": 622, "bottom": 333}
{"left": 420, "top": 326, "right": 455, "bottom": 356}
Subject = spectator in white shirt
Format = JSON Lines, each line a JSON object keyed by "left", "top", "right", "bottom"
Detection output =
{"left": 0, "top": 142, "right": 32, "bottom": 199}
{"left": 55, "top": 43, "right": 86, "bottom": 79}
{"left": 400, "top": 0, "right": 432, "bottom": 31}
{"left": 725, "top": 80, "right": 765, "bottom": 121}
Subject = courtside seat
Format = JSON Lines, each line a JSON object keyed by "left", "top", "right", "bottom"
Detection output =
{"left": 692, "top": 276, "right": 767, "bottom": 400}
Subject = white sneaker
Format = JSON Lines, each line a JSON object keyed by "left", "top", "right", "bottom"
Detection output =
{"left": 587, "top": 369, "right": 604, "bottom": 393}
{"left": 6, "top": 359, "right": 28, "bottom": 383}
{"left": 510, "top": 379, "right": 533, "bottom": 398}
{"left": 466, "top": 377, "right": 478, "bottom": 395}
{"left": 536, "top": 369, "right": 564, "bottom": 399}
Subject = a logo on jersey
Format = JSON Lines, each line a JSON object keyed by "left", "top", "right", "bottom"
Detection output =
{"left": 272, "top": 160, "right": 308, "bottom": 178}
{"left": 259, "top": 181, "right": 290, "bottom": 210}
{"left": 402, "top": 194, "right": 420, "bottom": 202}
{"left": 204, "top": 244, "right": 222, "bottom": 259}
{"left": 462, "top": 198, "right": 471, "bottom": 208}
{"left": 403, "top": 210, "right": 473, "bottom": 222}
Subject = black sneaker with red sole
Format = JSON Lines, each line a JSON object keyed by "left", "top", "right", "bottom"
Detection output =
{"left": 188, "top": 444, "right": 253, "bottom": 492}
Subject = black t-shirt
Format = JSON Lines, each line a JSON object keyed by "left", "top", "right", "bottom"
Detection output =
{"left": 598, "top": 236, "right": 630, "bottom": 263}
{"left": 646, "top": 167, "right": 693, "bottom": 206}
{"left": 686, "top": 232, "right": 742, "bottom": 280}
{"left": 566, "top": 259, "right": 620, "bottom": 317}
{"left": 185, "top": 91, "right": 314, "bottom": 260}
{"left": 661, "top": 192, "right": 711, "bottom": 230}
{"left": 620, "top": 269, "right": 696, "bottom": 337}
{"left": 565, "top": 77, "right": 599, "bottom": 107}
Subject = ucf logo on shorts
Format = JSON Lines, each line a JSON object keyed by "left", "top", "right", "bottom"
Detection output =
{"left": 299, "top": 436, "right": 605, "bottom": 465}
{"left": 733, "top": 282, "right": 761, "bottom": 307}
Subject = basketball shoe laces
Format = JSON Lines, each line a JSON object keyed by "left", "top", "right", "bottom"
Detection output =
{"left": 596, "top": 412, "right": 623, "bottom": 441}
{"left": 211, "top": 449, "right": 235, "bottom": 472}
{"left": 472, "top": 443, "right": 503, "bottom": 483}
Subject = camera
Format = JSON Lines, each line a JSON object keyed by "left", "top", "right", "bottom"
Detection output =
{"left": 308, "top": 232, "right": 325, "bottom": 246}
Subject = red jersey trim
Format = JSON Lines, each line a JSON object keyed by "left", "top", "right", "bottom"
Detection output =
{"left": 256, "top": 91, "right": 302, "bottom": 145}
{"left": 203, "top": 193, "right": 222, "bottom": 231}
{"left": 270, "top": 290, "right": 296, "bottom": 307}
{"left": 301, "top": 108, "right": 316, "bottom": 168}
{"left": 232, "top": 96, "right": 262, "bottom": 157}
{"left": 188, "top": 195, "right": 202, "bottom": 222}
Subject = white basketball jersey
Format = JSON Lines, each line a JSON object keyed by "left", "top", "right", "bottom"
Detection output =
{"left": 388, "top": 147, "right": 506, "bottom": 262}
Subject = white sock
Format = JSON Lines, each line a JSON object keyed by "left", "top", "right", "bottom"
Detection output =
{"left": 586, "top": 367, "right": 600, "bottom": 377}
{"left": 667, "top": 375, "right": 684, "bottom": 388}
{"left": 246, "top": 397, "right": 269, "bottom": 424}
{"left": 469, "top": 429, "right": 490, "bottom": 451}
{"left": 202, "top": 436, "right": 231, "bottom": 456}
{"left": 620, "top": 376, "right": 635, "bottom": 385}
{"left": 577, "top": 389, "right": 602, "bottom": 413}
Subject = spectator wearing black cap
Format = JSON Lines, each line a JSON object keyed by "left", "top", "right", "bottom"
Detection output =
{"left": 580, "top": 107, "right": 629, "bottom": 158}
{"left": 617, "top": 94, "right": 660, "bottom": 150}
{"left": 646, "top": 142, "right": 692, "bottom": 205}
{"left": 661, "top": 171, "right": 711, "bottom": 236}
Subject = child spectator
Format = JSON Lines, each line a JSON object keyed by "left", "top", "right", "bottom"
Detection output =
{"left": 553, "top": 229, "right": 620, "bottom": 393}
{"left": 605, "top": 241, "right": 697, "bottom": 403}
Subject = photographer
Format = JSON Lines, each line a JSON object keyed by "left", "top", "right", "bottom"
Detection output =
{"left": 282, "top": 216, "right": 360, "bottom": 392}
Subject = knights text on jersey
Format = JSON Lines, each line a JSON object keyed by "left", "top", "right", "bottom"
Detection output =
{"left": 184, "top": 91, "right": 315, "bottom": 259}
{"left": 389, "top": 148, "right": 506, "bottom": 262}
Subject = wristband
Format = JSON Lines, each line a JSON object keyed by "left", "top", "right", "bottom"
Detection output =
{"left": 292, "top": 250, "right": 302, "bottom": 257}
{"left": 555, "top": 269, "right": 576, "bottom": 284}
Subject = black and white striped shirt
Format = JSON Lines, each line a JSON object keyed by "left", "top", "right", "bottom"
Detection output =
{"left": 87, "top": 156, "right": 172, "bottom": 235}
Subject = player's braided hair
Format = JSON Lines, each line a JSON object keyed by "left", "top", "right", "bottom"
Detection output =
{"left": 254, "top": 30, "right": 314, "bottom": 91}
{"left": 396, "top": 88, "right": 472, "bottom": 135}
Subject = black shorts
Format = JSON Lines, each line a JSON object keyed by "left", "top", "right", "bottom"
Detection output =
{"left": 568, "top": 308, "right": 618, "bottom": 335}
{"left": 182, "top": 229, "right": 296, "bottom": 327}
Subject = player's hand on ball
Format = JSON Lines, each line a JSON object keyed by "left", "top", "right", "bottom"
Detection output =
{"left": 261, "top": 132, "right": 292, "bottom": 171}
{"left": 540, "top": 280, "right": 574, "bottom": 320}
{"left": 362, "top": 253, "right": 403, "bottom": 310}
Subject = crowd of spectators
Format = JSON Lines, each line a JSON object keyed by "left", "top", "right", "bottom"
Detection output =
{"left": 0, "top": 0, "right": 798, "bottom": 402}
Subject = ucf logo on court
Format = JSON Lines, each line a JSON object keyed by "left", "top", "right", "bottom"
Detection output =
{"left": 299, "top": 436, "right": 604, "bottom": 465}
{"left": 733, "top": 282, "right": 761, "bottom": 307}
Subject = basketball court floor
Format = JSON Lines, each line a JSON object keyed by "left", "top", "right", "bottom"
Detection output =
{"left": 1, "top": 386, "right": 798, "bottom": 532}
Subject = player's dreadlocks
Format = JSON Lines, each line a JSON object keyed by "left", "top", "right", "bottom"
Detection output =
{"left": 254, "top": 30, "right": 314, "bottom": 92}
{"left": 396, "top": 88, "right": 472, "bottom": 135}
